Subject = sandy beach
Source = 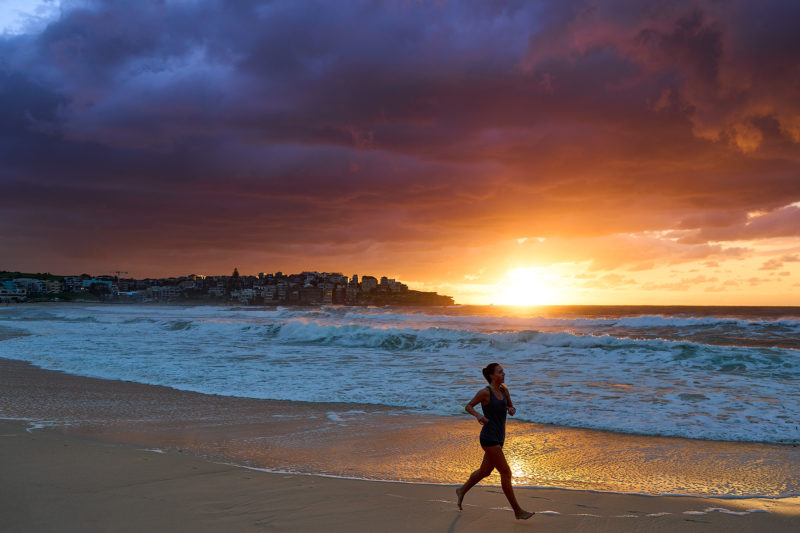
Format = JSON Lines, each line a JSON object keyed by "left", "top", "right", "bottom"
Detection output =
{"left": 1, "top": 358, "right": 798, "bottom": 531}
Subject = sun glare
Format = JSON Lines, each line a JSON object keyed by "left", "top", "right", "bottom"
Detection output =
{"left": 494, "top": 267, "right": 563, "bottom": 306}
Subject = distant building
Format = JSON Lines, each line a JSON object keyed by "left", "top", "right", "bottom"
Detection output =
{"left": 148, "top": 285, "right": 181, "bottom": 301}
{"left": 1, "top": 281, "right": 27, "bottom": 302}
{"left": 3, "top": 268, "right": 453, "bottom": 306}
{"left": 375, "top": 277, "right": 404, "bottom": 292}
{"left": 63, "top": 276, "right": 82, "bottom": 291}
{"left": 118, "top": 291, "right": 145, "bottom": 303}
{"left": 232, "top": 288, "right": 256, "bottom": 303}
{"left": 361, "top": 276, "right": 378, "bottom": 292}
{"left": 319, "top": 282, "right": 334, "bottom": 304}
{"left": 13, "top": 278, "right": 46, "bottom": 294}
{"left": 345, "top": 284, "right": 359, "bottom": 303}
{"left": 45, "top": 279, "right": 63, "bottom": 293}
{"left": 81, "top": 279, "right": 110, "bottom": 288}
{"left": 277, "top": 280, "right": 288, "bottom": 300}
{"left": 208, "top": 286, "right": 226, "bottom": 298}
{"left": 262, "top": 285, "right": 278, "bottom": 301}
{"left": 298, "top": 285, "right": 323, "bottom": 304}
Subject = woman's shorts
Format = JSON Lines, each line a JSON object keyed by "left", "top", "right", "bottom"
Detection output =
{"left": 479, "top": 437, "right": 503, "bottom": 448}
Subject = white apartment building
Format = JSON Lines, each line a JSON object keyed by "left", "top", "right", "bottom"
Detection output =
{"left": 149, "top": 285, "right": 181, "bottom": 301}
{"left": 13, "top": 278, "right": 46, "bottom": 294}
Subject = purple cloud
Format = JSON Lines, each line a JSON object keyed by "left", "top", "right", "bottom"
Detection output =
{"left": 2, "top": 0, "right": 799, "bottom": 276}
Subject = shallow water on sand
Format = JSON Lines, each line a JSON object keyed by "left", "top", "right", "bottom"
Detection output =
{"left": 2, "top": 358, "right": 798, "bottom": 498}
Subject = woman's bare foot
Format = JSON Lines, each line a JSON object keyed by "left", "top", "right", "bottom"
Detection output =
{"left": 515, "top": 510, "right": 535, "bottom": 520}
{"left": 456, "top": 487, "right": 464, "bottom": 510}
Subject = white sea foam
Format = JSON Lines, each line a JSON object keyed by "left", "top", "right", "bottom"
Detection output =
{"left": 1, "top": 304, "right": 798, "bottom": 444}
{"left": 683, "top": 507, "right": 768, "bottom": 516}
{"left": 326, "top": 410, "right": 366, "bottom": 422}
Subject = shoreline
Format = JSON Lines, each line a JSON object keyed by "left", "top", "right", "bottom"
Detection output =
{"left": 3, "top": 304, "right": 799, "bottom": 445}
{"left": 2, "top": 421, "right": 798, "bottom": 532}
{"left": 1, "top": 357, "right": 799, "bottom": 498}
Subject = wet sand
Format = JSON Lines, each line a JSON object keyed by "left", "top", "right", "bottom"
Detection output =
{"left": 1, "top": 358, "right": 798, "bottom": 496}
{"left": 2, "top": 422, "right": 799, "bottom": 532}
{"left": 1, "top": 358, "right": 799, "bottom": 531}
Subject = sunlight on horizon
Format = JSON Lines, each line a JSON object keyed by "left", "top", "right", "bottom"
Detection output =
{"left": 493, "top": 267, "right": 566, "bottom": 306}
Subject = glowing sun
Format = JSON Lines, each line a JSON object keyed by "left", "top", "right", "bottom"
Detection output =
{"left": 494, "top": 267, "right": 564, "bottom": 306}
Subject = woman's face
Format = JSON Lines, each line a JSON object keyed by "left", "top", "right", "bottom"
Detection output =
{"left": 492, "top": 365, "right": 505, "bottom": 384}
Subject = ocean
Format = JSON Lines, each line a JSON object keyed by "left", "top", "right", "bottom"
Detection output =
{"left": 1, "top": 303, "right": 797, "bottom": 445}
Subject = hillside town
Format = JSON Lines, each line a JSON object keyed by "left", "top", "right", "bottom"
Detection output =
{"left": 0, "top": 269, "right": 454, "bottom": 306}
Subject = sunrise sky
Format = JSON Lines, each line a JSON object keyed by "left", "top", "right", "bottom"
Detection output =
{"left": 2, "top": 1, "right": 799, "bottom": 305}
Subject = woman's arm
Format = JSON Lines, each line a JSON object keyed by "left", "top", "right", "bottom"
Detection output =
{"left": 502, "top": 385, "right": 516, "bottom": 416}
{"left": 465, "top": 388, "right": 489, "bottom": 424}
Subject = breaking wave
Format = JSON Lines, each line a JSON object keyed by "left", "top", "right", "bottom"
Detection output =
{"left": 1, "top": 304, "right": 798, "bottom": 444}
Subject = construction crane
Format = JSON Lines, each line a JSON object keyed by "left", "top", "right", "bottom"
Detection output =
{"left": 111, "top": 271, "right": 129, "bottom": 282}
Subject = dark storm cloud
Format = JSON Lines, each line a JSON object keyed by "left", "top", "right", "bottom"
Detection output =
{"left": 2, "top": 0, "right": 799, "bottom": 274}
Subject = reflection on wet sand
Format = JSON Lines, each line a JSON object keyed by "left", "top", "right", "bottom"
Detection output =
{"left": 2, "top": 358, "right": 798, "bottom": 497}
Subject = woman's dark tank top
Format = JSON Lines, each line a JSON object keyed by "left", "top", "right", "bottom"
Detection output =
{"left": 480, "top": 385, "right": 507, "bottom": 444}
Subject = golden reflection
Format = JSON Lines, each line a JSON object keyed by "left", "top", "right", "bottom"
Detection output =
{"left": 506, "top": 453, "right": 526, "bottom": 485}
{"left": 71, "top": 409, "right": 800, "bottom": 499}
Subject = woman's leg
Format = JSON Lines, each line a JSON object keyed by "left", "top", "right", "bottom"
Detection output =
{"left": 482, "top": 446, "right": 534, "bottom": 520}
{"left": 456, "top": 451, "right": 493, "bottom": 509}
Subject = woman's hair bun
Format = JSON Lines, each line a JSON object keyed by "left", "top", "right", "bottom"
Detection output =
{"left": 482, "top": 362, "right": 500, "bottom": 383}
